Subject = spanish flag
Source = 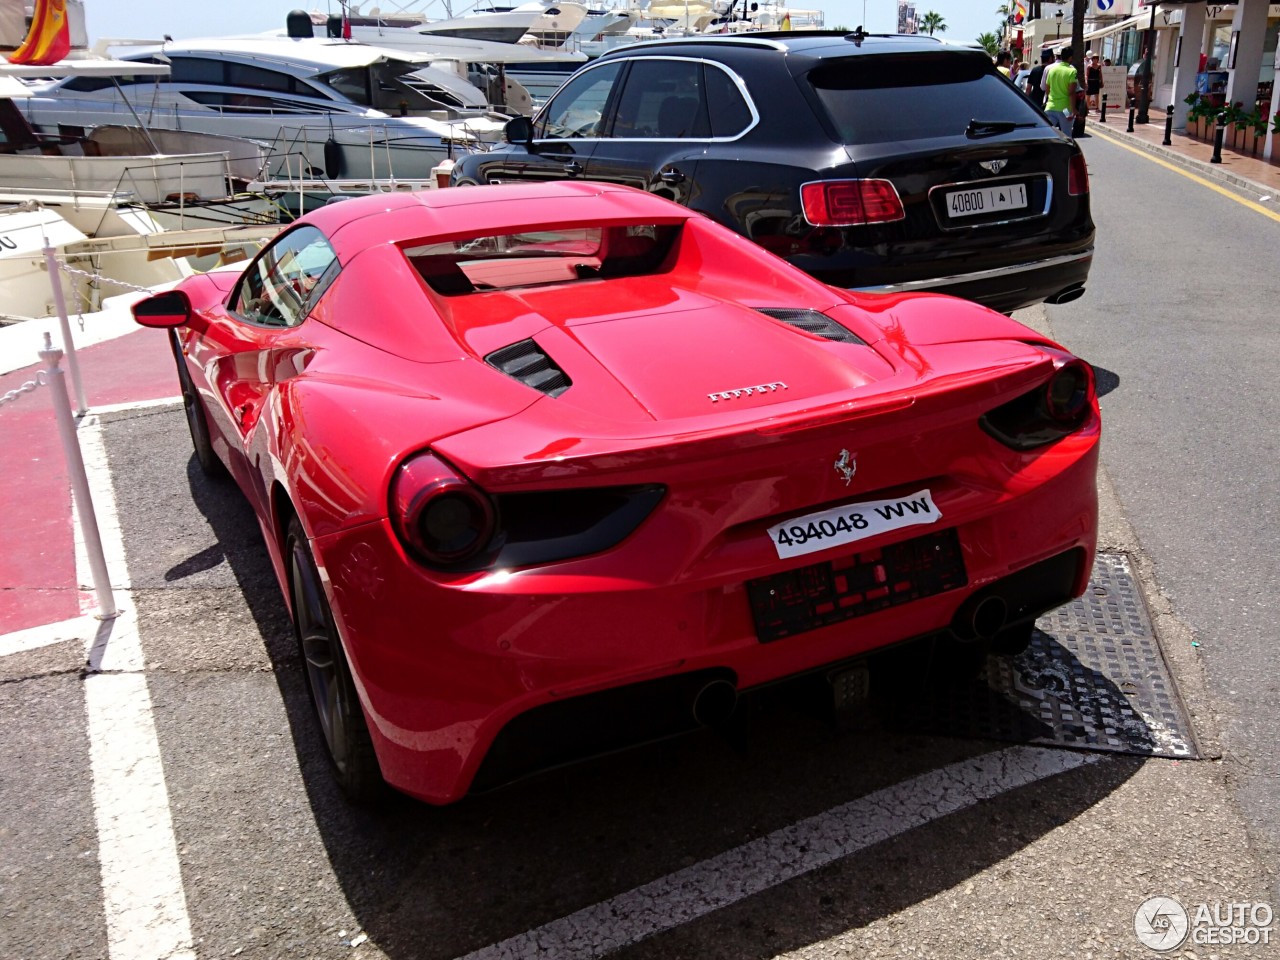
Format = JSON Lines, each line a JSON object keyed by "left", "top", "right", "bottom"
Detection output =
{"left": 9, "top": 0, "right": 71, "bottom": 66}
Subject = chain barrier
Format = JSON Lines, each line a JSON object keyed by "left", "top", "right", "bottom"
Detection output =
{"left": 53, "top": 259, "right": 155, "bottom": 296}
{"left": 0, "top": 371, "right": 48, "bottom": 407}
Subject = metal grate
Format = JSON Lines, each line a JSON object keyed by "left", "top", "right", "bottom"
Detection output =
{"left": 485, "top": 339, "right": 572, "bottom": 398}
{"left": 887, "top": 552, "right": 1198, "bottom": 759}
{"left": 756, "top": 308, "right": 866, "bottom": 344}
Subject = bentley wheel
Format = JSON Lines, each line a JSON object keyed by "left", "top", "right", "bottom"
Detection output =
{"left": 286, "top": 517, "right": 384, "bottom": 804}
{"left": 169, "top": 332, "right": 224, "bottom": 478}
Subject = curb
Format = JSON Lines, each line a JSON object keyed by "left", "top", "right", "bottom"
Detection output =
{"left": 1084, "top": 119, "right": 1278, "bottom": 200}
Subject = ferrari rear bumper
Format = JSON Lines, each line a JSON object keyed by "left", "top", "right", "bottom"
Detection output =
{"left": 314, "top": 433, "right": 1099, "bottom": 804}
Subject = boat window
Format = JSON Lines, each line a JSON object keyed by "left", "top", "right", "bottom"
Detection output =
{"left": 535, "top": 61, "right": 622, "bottom": 140}
{"left": 62, "top": 76, "right": 120, "bottom": 92}
{"left": 319, "top": 67, "right": 371, "bottom": 106}
{"left": 232, "top": 226, "right": 339, "bottom": 328}
{"left": 225, "top": 63, "right": 297, "bottom": 93}
{"left": 167, "top": 57, "right": 225, "bottom": 85}
{"left": 182, "top": 92, "right": 326, "bottom": 115}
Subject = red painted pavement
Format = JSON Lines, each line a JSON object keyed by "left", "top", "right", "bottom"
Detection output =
{"left": 0, "top": 327, "right": 178, "bottom": 635}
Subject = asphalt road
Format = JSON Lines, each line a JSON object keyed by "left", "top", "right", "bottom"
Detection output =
{"left": 4, "top": 137, "right": 1280, "bottom": 960}
{"left": 1051, "top": 128, "right": 1280, "bottom": 888}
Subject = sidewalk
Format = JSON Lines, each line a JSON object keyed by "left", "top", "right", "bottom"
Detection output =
{"left": 1085, "top": 106, "right": 1280, "bottom": 198}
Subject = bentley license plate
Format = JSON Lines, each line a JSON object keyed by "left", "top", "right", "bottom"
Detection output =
{"left": 767, "top": 489, "right": 941, "bottom": 559}
{"left": 947, "top": 183, "right": 1028, "bottom": 219}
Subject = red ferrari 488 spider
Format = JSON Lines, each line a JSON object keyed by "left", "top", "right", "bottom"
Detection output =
{"left": 132, "top": 182, "right": 1099, "bottom": 804}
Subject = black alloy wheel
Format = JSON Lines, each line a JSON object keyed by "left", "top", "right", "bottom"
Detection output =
{"left": 286, "top": 516, "right": 384, "bottom": 803}
{"left": 168, "top": 331, "right": 224, "bottom": 478}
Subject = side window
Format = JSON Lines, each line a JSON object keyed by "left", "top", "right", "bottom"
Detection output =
{"left": 610, "top": 59, "right": 709, "bottom": 139}
{"left": 705, "top": 64, "right": 753, "bottom": 138}
{"left": 232, "top": 226, "right": 338, "bottom": 328}
{"left": 167, "top": 57, "right": 224, "bottom": 84}
{"left": 226, "top": 63, "right": 296, "bottom": 93}
{"left": 535, "top": 61, "right": 622, "bottom": 139}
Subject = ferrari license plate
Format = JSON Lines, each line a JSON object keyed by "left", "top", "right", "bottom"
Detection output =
{"left": 946, "top": 183, "right": 1028, "bottom": 219}
{"left": 767, "top": 489, "right": 941, "bottom": 560}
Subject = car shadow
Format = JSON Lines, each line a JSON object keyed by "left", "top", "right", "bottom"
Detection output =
{"left": 153, "top": 422, "right": 1149, "bottom": 960}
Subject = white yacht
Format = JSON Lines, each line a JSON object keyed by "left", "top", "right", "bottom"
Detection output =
{"left": 17, "top": 36, "right": 488, "bottom": 182}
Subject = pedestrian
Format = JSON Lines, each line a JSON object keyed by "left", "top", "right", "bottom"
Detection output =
{"left": 1025, "top": 47, "right": 1054, "bottom": 107}
{"left": 1013, "top": 60, "right": 1031, "bottom": 89}
{"left": 1085, "top": 54, "right": 1103, "bottom": 113}
{"left": 995, "top": 50, "right": 1013, "bottom": 78}
{"left": 1044, "top": 45, "right": 1080, "bottom": 136}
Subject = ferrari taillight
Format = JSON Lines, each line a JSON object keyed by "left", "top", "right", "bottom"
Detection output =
{"left": 980, "top": 358, "right": 1095, "bottom": 451}
{"left": 391, "top": 452, "right": 497, "bottom": 567}
{"left": 800, "top": 179, "right": 906, "bottom": 227}
{"left": 1067, "top": 153, "right": 1089, "bottom": 196}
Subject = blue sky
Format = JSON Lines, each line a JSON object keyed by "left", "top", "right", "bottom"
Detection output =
{"left": 84, "top": 0, "right": 999, "bottom": 50}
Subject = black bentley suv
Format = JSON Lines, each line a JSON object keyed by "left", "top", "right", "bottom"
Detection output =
{"left": 451, "top": 32, "right": 1094, "bottom": 313}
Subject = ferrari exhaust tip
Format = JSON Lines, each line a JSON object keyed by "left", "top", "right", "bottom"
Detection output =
{"left": 692, "top": 679, "right": 738, "bottom": 727}
{"left": 970, "top": 596, "right": 1009, "bottom": 640}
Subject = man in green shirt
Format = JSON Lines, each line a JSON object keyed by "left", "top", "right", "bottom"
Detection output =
{"left": 1044, "top": 45, "right": 1080, "bottom": 136}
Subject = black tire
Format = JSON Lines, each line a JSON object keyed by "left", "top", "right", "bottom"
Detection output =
{"left": 169, "top": 332, "right": 224, "bottom": 479}
{"left": 286, "top": 516, "right": 384, "bottom": 804}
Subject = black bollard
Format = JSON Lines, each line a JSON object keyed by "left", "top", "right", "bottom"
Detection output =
{"left": 1163, "top": 104, "right": 1173, "bottom": 145}
{"left": 1100, "top": 93, "right": 1108, "bottom": 123}
{"left": 1210, "top": 115, "right": 1225, "bottom": 163}
{"left": 1127, "top": 107, "right": 1135, "bottom": 132}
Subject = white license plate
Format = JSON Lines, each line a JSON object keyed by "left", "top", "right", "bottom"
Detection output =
{"left": 767, "top": 489, "right": 942, "bottom": 559}
{"left": 946, "top": 183, "right": 1028, "bottom": 219}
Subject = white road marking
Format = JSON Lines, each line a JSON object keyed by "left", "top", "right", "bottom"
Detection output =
{"left": 458, "top": 745, "right": 1099, "bottom": 960}
{"left": 76, "top": 408, "right": 196, "bottom": 960}
{"left": 0, "top": 614, "right": 98, "bottom": 658}
{"left": 91, "top": 395, "right": 182, "bottom": 417}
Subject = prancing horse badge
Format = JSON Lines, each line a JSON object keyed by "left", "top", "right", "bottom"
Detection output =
{"left": 834, "top": 449, "right": 856, "bottom": 485}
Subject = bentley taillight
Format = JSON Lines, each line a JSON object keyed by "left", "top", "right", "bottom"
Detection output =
{"left": 1067, "top": 153, "right": 1089, "bottom": 196}
{"left": 391, "top": 452, "right": 497, "bottom": 567}
{"left": 800, "top": 179, "right": 906, "bottom": 227}
{"left": 980, "top": 358, "right": 1095, "bottom": 451}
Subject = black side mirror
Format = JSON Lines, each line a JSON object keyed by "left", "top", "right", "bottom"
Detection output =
{"left": 132, "top": 289, "right": 192, "bottom": 329}
{"left": 504, "top": 115, "right": 535, "bottom": 147}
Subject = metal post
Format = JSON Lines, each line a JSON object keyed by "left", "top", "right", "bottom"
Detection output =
{"left": 1127, "top": 107, "right": 1135, "bottom": 132}
{"left": 1210, "top": 115, "right": 1225, "bottom": 163}
{"left": 1163, "top": 104, "right": 1174, "bottom": 145}
{"left": 42, "top": 243, "right": 88, "bottom": 416}
{"left": 39, "top": 334, "right": 117, "bottom": 619}
{"left": 1100, "top": 93, "right": 1107, "bottom": 123}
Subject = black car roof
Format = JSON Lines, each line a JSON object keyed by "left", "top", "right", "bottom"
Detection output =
{"left": 597, "top": 31, "right": 989, "bottom": 65}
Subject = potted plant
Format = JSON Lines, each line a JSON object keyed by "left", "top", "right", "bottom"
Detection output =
{"left": 1184, "top": 92, "right": 1219, "bottom": 141}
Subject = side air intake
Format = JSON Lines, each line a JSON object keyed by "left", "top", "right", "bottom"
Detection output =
{"left": 756, "top": 308, "right": 866, "bottom": 344}
{"left": 486, "top": 339, "right": 572, "bottom": 397}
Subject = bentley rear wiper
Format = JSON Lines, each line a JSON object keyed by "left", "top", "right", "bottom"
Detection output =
{"left": 966, "top": 119, "right": 1038, "bottom": 139}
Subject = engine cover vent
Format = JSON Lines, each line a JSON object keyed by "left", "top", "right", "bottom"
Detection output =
{"left": 486, "top": 339, "right": 572, "bottom": 397}
{"left": 756, "top": 308, "right": 866, "bottom": 345}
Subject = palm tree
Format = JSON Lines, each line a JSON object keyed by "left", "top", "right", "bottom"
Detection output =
{"left": 976, "top": 31, "right": 1001, "bottom": 56}
{"left": 920, "top": 10, "right": 946, "bottom": 34}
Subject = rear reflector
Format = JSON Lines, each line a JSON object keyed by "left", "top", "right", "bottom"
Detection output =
{"left": 1067, "top": 152, "right": 1089, "bottom": 196}
{"left": 801, "top": 179, "right": 906, "bottom": 226}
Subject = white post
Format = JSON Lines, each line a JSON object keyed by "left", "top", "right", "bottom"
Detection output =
{"left": 39, "top": 333, "right": 117, "bottom": 619}
{"left": 42, "top": 242, "right": 89, "bottom": 416}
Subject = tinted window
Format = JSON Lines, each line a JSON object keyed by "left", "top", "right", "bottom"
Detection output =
{"left": 611, "top": 59, "right": 709, "bottom": 139}
{"left": 705, "top": 64, "right": 752, "bottom": 138}
{"left": 808, "top": 52, "right": 1046, "bottom": 144}
{"left": 536, "top": 61, "right": 622, "bottom": 139}
{"left": 226, "top": 63, "right": 295, "bottom": 93}
{"left": 167, "top": 57, "right": 224, "bottom": 84}
{"left": 233, "top": 226, "right": 338, "bottom": 327}
{"left": 63, "top": 76, "right": 119, "bottom": 92}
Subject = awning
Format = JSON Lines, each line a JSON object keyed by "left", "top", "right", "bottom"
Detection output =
{"left": 1044, "top": 12, "right": 1156, "bottom": 50}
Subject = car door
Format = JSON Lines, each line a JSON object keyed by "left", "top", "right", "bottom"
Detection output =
{"left": 472, "top": 60, "right": 624, "bottom": 184}
{"left": 583, "top": 56, "right": 719, "bottom": 206}
{"left": 183, "top": 225, "right": 338, "bottom": 506}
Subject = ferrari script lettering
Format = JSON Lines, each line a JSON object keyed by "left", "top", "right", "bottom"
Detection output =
{"left": 767, "top": 489, "right": 941, "bottom": 559}
{"left": 708, "top": 382, "right": 788, "bottom": 403}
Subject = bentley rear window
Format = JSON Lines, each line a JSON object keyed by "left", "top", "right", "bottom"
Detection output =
{"left": 405, "top": 224, "right": 677, "bottom": 294}
{"left": 808, "top": 52, "right": 1045, "bottom": 144}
